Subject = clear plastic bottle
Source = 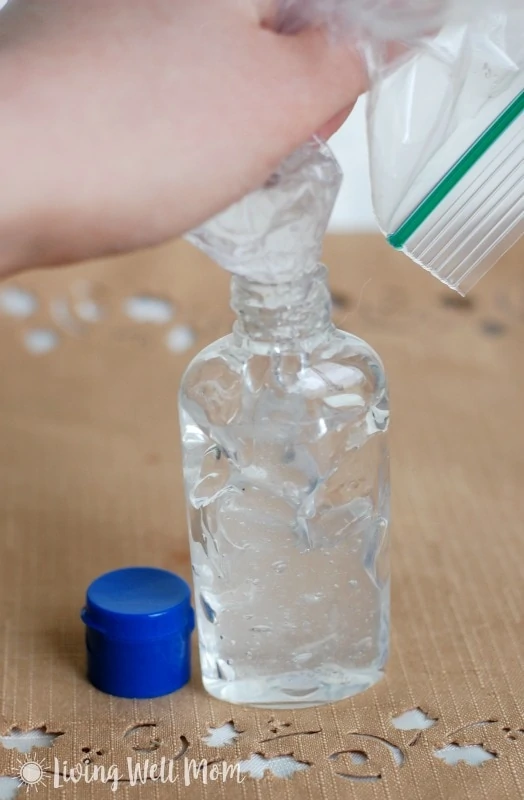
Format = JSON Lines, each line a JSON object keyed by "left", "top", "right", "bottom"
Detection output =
{"left": 179, "top": 140, "right": 390, "bottom": 709}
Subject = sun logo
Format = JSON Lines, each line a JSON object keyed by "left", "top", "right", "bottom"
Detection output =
{"left": 17, "top": 755, "right": 48, "bottom": 791}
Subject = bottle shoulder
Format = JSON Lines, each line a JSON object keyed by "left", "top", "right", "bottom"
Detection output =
{"left": 182, "top": 329, "right": 386, "bottom": 388}
{"left": 179, "top": 327, "right": 388, "bottom": 432}
{"left": 184, "top": 325, "right": 383, "bottom": 361}
{"left": 318, "top": 328, "right": 387, "bottom": 382}
{"left": 179, "top": 334, "right": 235, "bottom": 390}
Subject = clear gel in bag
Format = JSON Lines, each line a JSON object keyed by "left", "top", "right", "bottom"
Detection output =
{"left": 275, "top": 0, "right": 524, "bottom": 294}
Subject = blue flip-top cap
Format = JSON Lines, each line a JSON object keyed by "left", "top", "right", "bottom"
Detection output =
{"left": 81, "top": 567, "right": 195, "bottom": 699}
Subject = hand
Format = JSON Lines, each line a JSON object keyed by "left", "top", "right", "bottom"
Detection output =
{"left": 0, "top": 0, "right": 366, "bottom": 275}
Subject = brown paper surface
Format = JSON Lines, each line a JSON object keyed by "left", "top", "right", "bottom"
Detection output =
{"left": 0, "top": 234, "right": 523, "bottom": 799}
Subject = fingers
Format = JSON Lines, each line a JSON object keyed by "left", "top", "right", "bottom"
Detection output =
{"left": 316, "top": 104, "right": 356, "bottom": 141}
{"left": 247, "top": 24, "right": 367, "bottom": 169}
{"left": 250, "top": 0, "right": 368, "bottom": 150}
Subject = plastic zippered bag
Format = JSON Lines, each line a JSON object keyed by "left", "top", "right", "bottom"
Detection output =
{"left": 275, "top": 1, "right": 524, "bottom": 294}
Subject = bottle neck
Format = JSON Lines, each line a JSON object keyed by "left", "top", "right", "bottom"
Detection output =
{"left": 231, "top": 265, "right": 333, "bottom": 351}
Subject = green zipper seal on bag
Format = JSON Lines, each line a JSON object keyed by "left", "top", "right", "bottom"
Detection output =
{"left": 388, "top": 89, "right": 524, "bottom": 250}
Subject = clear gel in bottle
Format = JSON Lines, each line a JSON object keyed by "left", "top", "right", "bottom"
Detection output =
{"left": 180, "top": 140, "right": 390, "bottom": 708}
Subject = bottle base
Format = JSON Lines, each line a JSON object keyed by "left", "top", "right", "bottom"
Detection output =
{"left": 202, "top": 667, "right": 385, "bottom": 709}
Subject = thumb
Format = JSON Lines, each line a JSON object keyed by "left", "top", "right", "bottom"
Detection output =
{"left": 261, "top": 25, "right": 367, "bottom": 154}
